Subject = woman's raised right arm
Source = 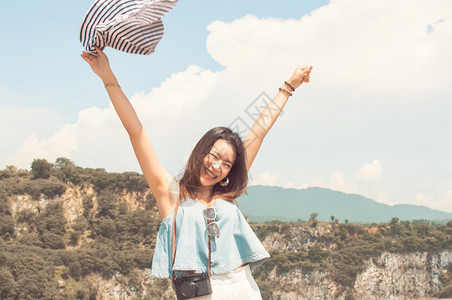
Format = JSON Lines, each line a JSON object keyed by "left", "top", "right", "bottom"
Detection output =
{"left": 81, "top": 48, "right": 176, "bottom": 219}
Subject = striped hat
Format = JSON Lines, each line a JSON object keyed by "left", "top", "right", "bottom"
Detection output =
{"left": 80, "top": 0, "right": 177, "bottom": 55}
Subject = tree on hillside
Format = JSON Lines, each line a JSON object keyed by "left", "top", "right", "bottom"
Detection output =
{"left": 390, "top": 217, "right": 399, "bottom": 225}
{"left": 0, "top": 165, "right": 28, "bottom": 179}
{"left": 31, "top": 159, "right": 53, "bottom": 179}
{"left": 0, "top": 190, "right": 11, "bottom": 216}
{"left": 0, "top": 166, "right": 17, "bottom": 179}
{"left": 96, "top": 191, "right": 118, "bottom": 218}
{"left": 390, "top": 217, "right": 400, "bottom": 234}
{"left": 310, "top": 213, "right": 318, "bottom": 221}
{"left": 54, "top": 157, "right": 75, "bottom": 168}
{"left": 310, "top": 212, "right": 319, "bottom": 228}
{"left": 0, "top": 268, "right": 15, "bottom": 299}
{"left": 54, "top": 157, "right": 81, "bottom": 184}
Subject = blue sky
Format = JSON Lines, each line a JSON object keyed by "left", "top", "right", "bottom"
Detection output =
{"left": 1, "top": 0, "right": 451, "bottom": 213}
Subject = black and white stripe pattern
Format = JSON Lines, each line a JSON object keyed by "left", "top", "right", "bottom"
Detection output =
{"left": 80, "top": 0, "right": 177, "bottom": 55}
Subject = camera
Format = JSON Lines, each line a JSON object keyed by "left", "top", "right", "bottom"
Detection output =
{"left": 174, "top": 272, "right": 212, "bottom": 299}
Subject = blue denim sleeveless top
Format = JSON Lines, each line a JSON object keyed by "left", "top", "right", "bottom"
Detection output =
{"left": 151, "top": 198, "right": 270, "bottom": 278}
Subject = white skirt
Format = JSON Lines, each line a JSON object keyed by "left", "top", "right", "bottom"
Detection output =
{"left": 192, "top": 265, "right": 262, "bottom": 300}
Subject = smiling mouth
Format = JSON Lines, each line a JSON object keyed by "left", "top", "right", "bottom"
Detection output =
{"left": 204, "top": 167, "right": 217, "bottom": 181}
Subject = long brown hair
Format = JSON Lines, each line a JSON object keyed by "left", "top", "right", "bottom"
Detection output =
{"left": 178, "top": 127, "right": 248, "bottom": 202}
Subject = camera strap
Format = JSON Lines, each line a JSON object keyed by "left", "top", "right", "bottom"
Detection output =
{"left": 171, "top": 202, "right": 212, "bottom": 281}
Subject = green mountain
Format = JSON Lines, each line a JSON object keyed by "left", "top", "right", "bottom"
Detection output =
{"left": 237, "top": 185, "right": 452, "bottom": 223}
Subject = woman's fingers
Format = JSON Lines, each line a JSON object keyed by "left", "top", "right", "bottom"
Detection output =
{"left": 288, "top": 66, "right": 312, "bottom": 89}
{"left": 80, "top": 52, "right": 93, "bottom": 64}
{"left": 81, "top": 47, "right": 113, "bottom": 80}
{"left": 303, "top": 68, "right": 311, "bottom": 82}
{"left": 81, "top": 46, "right": 104, "bottom": 64}
{"left": 301, "top": 66, "right": 312, "bottom": 75}
{"left": 80, "top": 50, "right": 100, "bottom": 69}
{"left": 94, "top": 47, "right": 104, "bottom": 57}
{"left": 300, "top": 66, "right": 312, "bottom": 83}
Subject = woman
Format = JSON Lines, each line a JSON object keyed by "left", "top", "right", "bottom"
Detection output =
{"left": 81, "top": 48, "right": 312, "bottom": 299}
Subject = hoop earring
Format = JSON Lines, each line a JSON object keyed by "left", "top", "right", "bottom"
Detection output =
{"left": 219, "top": 177, "right": 229, "bottom": 187}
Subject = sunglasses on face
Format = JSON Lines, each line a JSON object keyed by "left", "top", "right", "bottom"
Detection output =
{"left": 203, "top": 207, "right": 220, "bottom": 238}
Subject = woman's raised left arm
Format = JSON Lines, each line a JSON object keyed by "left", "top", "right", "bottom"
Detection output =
{"left": 244, "top": 66, "right": 312, "bottom": 172}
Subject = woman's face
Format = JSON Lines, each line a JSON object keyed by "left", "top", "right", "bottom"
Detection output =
{"left": 200, "top": 139, "right": 236, "bottom": 189}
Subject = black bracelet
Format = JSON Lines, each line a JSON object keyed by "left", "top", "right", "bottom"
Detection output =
{"left": 279, "top": 87, "right": 293, "bottom": 96}
{"left": 284, "top": 81, "right": 295, "bottom": 92}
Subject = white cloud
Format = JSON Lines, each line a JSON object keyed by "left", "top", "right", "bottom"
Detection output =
{"left": 413, "top": 193, "right": 433, "bottom": 207}
{"left": 286, "top": 161, "right": 384, "bottom": 203}
{"left": 330, "top": 171, "right": 360, "bottom": 194}
{"left": 297, "top": 171, "right": 359, "bottom": 195}
{"left": 249, "top": 171, "right": 280, "bottom": 186}
{"left": 355, "top": 160, "right": 382, "bottom": 182}
{"left": 0, "top": 105, "right": 67, "bottom": 168}
{"left": 440, "top": 191, "right": 452, "bottom": 212}
{"left": 4, "top": 66, "right": 219, "bottom": 171}
{"left": 411, "top": 183, "right": 452, "bottom": 213}
{"left": 0, "top": 106, "right": 65, "bottom": 143}
{"left": 284, "top": 181, "right": 298, "bottom": 189}
{"left": 206, "top": 0, "right": 452, "bottom": 95}
{"left": 2, "top": 0, "right": 451, "bottom": 215}
{"left": 133, "top": 66, "right": 218, "bottom": 124}
{"left": 353, "top": 160, "right": 387, "bottom": 204}
{"left": 3, "top": 106, "right": 121, "bottom": 169}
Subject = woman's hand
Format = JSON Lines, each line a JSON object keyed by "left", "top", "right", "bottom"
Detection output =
{"left": 80, "top": 47, "right": 115, "bottom": 82}
{"left": 286, "top": 66, "right": 313, "bottom": 90}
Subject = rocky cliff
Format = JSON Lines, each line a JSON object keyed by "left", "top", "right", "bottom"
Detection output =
{"left": 54, "top": 250, "right": 452, "bottom": 300}
{"left": 255, "top": 251, "right": 452, "bottom": 300}
{"left": 1, "top": 169, "right": 451, "bottom": 299}
{"left": 251, "top": 221, "right": 452, "bottom": 299}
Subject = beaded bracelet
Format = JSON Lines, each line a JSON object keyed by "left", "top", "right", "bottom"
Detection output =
{"left": 284, "top": 81, "right": 295, "bottom": 92}
{"left": 104, "top": 82, "right": 121, "bottom": 88}
{"left": 279, "top": 87, "right": 293, "bottom": 96}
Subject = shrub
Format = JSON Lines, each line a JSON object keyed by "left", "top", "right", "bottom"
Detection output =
{"left": 17, "top": 208, "right": 38, "bottom": 226}
{"left": 308, "top": 245, "right": 329, "bottom": 263}
{"left": 68, "top": 230, "right": 81, "bottom": 246}
{"left": 62, "top": 252, "right": 82, "bottom": 279}
{"left": 31, "top": 159, "right": 53, "bottom": 179}
{"left": 53, "top": 157, "right": 82, "bottom": 184}
{"left": 0, "top": 267, "right": 15, "bottom": 299}
{"left": 37, "top": 202, "right": 67, "bottom": 235}
{"left": 84, "top": 168, "right": 148, "bottom": 193}
{"left": 114, "top": 252, "right": 134, "bottom": 275}
{"left": 145, "top": 192, "right": 156, "bottom": 210}
{"left": 82, "top": 196, "right": 94, "bottom": 218}
{"left": 118, "top": 201, "right": 129, "bottom": 215}
{"left": 18, "top": 233, "right": 44, "bottom": 247}
{"left": 0, "top": 215, "right": 15, "bottom": 237}
{"left": 435, "top": 284, "right": 452, "bottom": 298}
{"left": 0, "top": 165, "right": 29, "bottom": 179}
{"left": 96, "top": 191, "right": 117, "bottom": 218}
{"left": 115, "top": 210, "right": 159, "bottom": 244}
{"left": 94, "top": 217, "right": 116, "bottom": 239}
{"left": 13, "top": 179, "right": 66, "bottom": 199}
{"left": 42, "top": 231, "right": 66, "bottom": 249}
{"left": 72, "top": 216, "right": 89, "bottom": 232}
{"left": 0, "top": 195, "right": 11, "bottom": 216}
{"left": 132, "top": 249, "right": 154, "bottom": 269}
{"left": 6, "top": 246, "right": 57, "bottom": 299}
{"left": 76, "top": 250, "right": 100, "bottom": 277}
